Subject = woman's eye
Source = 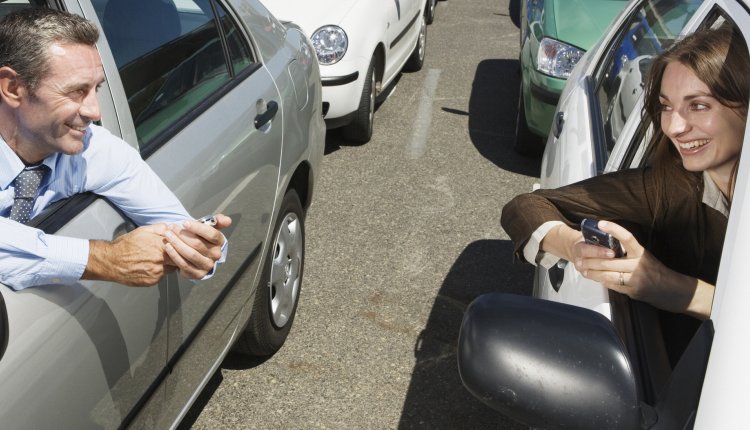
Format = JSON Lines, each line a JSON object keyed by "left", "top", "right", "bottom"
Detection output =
{"left": 659, "top": 103, "right": 672, "bottom": 112}
{"left": 691, "top": 102, "right": 708, "bottom": 111}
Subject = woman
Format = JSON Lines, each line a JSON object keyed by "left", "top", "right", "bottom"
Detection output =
{"left": 501, "top": 25, "right": 749, "bottom": 322}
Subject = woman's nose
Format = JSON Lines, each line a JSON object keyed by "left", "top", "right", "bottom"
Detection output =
{"left": 664, "top": 111, "right": 689, "bottom": 137}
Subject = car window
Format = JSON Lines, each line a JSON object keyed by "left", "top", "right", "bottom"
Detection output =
{"left": 95, "top": 0, "right": 256, "bottom": 150}
{"left": 595, "top": 0, "right": 702, "bottom": 156}
{"left": 0, "top": 0, "right": 41, "bottom": 19}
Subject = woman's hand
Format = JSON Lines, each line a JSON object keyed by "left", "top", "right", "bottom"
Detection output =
{"left": 572, "top": 220, "right": 713, "bottom": 319}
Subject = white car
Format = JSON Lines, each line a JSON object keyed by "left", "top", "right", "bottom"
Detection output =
{"left": 264, "top": 0, "right": 427, "bottom": 143}
{"left": 459, "top": 0, "right": 750, "bottom": 428}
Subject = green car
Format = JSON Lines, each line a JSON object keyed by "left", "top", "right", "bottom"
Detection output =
{"left": 513, "top": 0, "right": 629, "bottom": 155}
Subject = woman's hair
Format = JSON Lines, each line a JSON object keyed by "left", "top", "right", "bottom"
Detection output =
{"left": 643, "top": 25, "right": 750, "bottom": 209}
{"left": 0, "top": 8, "right": 99, "bottom": 93}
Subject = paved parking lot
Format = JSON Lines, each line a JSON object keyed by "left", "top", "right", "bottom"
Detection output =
{"left": 181, "top": 0, "right": 541, "bottom": 428}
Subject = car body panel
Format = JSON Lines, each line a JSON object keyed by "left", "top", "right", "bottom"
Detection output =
{"left": 263, "top": 0, "right": 424, "bottom": 123}
{"left": 0, "top": 0, "right": 324, "bottom": 427}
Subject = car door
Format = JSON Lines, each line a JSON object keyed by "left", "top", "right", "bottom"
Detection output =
{"left": 384, "top": 0, "right": 421, "bottom": 80}
{"left": 0, "top": 1, "right": 173, "bottom": 428}
{"left": 536, "top": 0, "right": 703, "bottom": 317}
{"left": 87, "top": 0, "right": 283, "bottom": 423}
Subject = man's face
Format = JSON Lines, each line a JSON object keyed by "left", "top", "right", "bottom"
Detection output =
{"left": 14, "top": 43, "right": 104, "bottom": 162}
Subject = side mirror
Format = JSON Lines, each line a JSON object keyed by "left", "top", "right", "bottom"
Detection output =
{"left": 457, "top": 293, "right": 641, "bottom": 430}
{"left": 0, "top": 291, "right": 7, "bottom": 362}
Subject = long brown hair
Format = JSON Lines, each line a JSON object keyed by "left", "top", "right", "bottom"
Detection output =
{"left": 642, "top": 25, "right": 750, "bottom": 213}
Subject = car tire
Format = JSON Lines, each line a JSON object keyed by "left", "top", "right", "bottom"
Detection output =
{"left": 234, "top": 189, "right": 305, "bottom": 357}
{"left": 509, "top": 0, "right": 521, "bottom": 28}
{"left": 513, "top": 86, "right": 545, "bottom": 157}
{"left": 425, "top": 0, "right": 436, "bottom": 25}
{"left": 342, "top": 57, "right": 376, "bottom": 143}
{"left": 404, "top": 16, "right": 426, "bottom": 72}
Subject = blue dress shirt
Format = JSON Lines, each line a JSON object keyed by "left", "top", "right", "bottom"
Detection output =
{"left": 1, "top": 125, "right": 226, "bottom": 290}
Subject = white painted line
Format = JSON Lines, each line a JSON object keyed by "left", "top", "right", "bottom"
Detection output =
{"left": 407, "top": 68, "right": 441, "bottom": 159}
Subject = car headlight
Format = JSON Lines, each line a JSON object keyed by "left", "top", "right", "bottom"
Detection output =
{"left": 537, "top": 37, "right": 584, "bottom": 79}
{"left": 311, "top": 25, "right": 348, "bottom": 65}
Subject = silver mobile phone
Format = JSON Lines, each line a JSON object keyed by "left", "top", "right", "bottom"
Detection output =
{"left": 580, "top": 218, "right": 625, "bottom": 257}
{"left": 197, "top": 215, "right": 217, "bottom": 226}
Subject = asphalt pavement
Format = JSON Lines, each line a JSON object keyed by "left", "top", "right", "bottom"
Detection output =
{"left": 181, "top": 0, "right": 541, "bottom": 428}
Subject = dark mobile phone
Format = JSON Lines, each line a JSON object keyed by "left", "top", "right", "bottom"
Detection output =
{"left": 197, "top": 215, "right": 217, "bottom": 226}
{"left": 581, "top": 218, "right": 625, "bottom": 257}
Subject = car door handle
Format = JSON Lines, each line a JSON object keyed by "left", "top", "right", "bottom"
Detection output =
{"left": 552, "top": 111, "right": 565, "bottom": 139}
{"left": 255, "top": 100, "right": 279, "bottom": 129}
{"left": 548, "top": 261, "right": 566, "bottom": 292}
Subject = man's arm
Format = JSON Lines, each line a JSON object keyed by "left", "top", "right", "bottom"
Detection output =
{"left": 0, "top": 218, "right": 88, "bottom": 290}
{"left": 82, "top": 223, "right": 175, "bottom": 286}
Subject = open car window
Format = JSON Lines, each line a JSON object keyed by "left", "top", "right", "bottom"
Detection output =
{"left": 594, "top": 0, "right": 703, "bottom": 159}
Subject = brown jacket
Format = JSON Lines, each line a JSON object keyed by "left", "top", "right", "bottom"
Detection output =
{"left": 501, "top": 167, "right": 727, "bottom": 285}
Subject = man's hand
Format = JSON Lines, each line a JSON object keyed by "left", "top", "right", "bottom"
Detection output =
{"left": 83, "top": 224, "right": 174, "bottom": 286}
{"left": 163, "top": 214, "right": 232, "bottom": 280}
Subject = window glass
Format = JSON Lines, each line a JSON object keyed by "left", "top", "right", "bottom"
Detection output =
{"left": 216, "top": 3, "right": 253, "bottom": 75}
{"left": 596, "top": 0, "right": 702, "bottom": 154}
{"left": 95, "top": 0, "right": 252, "bottom": 148}
{"left": 0, "top": 1, "right": 36, "bottom": 19}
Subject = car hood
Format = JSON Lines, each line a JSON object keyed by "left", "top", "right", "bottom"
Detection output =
{"left": 549, "top": 0, "right": 628, "bottom": 50}
{"left": 263, "top": 0, "right": 362, "bottom": 35}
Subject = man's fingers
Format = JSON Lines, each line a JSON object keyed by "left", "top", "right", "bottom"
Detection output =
{"left": 164, "top": 230, "right": 214, "bottom": 275}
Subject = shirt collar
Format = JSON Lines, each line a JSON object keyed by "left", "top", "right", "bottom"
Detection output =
{"left": 0, "top": 129, "right": 93, "bottom": 189}
{"left": 702, "top": 171, "right": 730, "bottom": 218}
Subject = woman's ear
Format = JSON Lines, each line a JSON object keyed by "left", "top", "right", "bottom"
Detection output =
{"left": 0, "top": 66, "right": 24, "bottom": 108}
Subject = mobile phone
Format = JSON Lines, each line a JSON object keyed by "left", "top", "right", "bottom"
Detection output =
{"left": 197, "top": 215, "right": 217, "bottom": 226}
{"left": 580, "top": 218, "right": 625, "bottom": 257}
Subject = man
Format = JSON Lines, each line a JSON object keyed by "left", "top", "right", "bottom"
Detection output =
{"left": 0, "top": 8, "right": 231, "bottom": 290}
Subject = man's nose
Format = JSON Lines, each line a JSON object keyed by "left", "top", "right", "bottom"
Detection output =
{"left": 80, "top": 89, "right": 101, "bottom": 122}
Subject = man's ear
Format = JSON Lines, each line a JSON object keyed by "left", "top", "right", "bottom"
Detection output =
{"left": 0, "top": 66, "right": 24, "bottom": 108}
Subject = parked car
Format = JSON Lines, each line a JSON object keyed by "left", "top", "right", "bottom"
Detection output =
{"left": 0, "top": 0, "right": 325, "bottom": 428}
{"left": 459, "top": 0, "right": 750, "bottom": 428}
{"left": 512, "top": 0, "right": 628, "bottom": 155}
{"left": 263, "top": 0, "right": 427, "bottom": 143}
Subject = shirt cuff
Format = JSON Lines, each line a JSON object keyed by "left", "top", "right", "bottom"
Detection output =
{"left": 43, "top": 234, "right": 89, "bottom": 286}
{"left": 522, "top": 220, "right": 565, "bottom": 269}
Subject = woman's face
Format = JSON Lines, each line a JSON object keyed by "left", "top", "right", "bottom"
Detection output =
{"left": 660, "top": 61, "right": 746, "bottom": 192}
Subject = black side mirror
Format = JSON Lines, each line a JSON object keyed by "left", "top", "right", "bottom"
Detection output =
{"left": 0, "top": 291, "right": 7, "bottom": 362}
{"left": 457, "top": 293, "right": 642, "bottom": 430}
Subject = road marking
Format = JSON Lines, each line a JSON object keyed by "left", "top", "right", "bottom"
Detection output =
{"left": 407, "top": 68, "right": 441, "bottom": 159}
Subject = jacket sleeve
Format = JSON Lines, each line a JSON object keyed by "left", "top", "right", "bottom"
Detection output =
{"left": 501, "top": 168, "right": 660, "bottom": 261}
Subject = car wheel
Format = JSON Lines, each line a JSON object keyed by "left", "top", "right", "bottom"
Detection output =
{"left": 509, "top": 0, "right": 521, "bottom": 28}
{"left": 513, "top": 86, "right": 544, "bottom": 157}
{"left": 342, "top": 57, "right": 376, "bottom": 143}
{"left": 235, "top": 189, "right": 305, "bottom": 356}
{"left": 425, "top": 0, "right": 436, "bottom": 25}
{"left": 404, "top": 16, "right": 426, "bottom": 72}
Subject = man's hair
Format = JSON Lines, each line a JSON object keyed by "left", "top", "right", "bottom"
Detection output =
{"left": 0, "top": 8, "right": 99, "bottom": 92}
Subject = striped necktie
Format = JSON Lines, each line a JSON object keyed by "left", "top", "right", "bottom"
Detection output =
{"left": 9, "top": 165, "right": 48, "bottom": 224}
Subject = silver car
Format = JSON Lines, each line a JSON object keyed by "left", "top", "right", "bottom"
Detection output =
{"left": 0, "top": 0, "right": 324, "bottom": 428}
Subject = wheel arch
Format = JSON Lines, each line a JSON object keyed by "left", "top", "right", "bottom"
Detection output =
{"left": 286, "top": 160, "right": 313, "bottom": 212}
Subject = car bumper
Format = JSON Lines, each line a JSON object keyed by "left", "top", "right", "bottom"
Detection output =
{"left": 319, "top": 56, "right": 369, "bottom": 126}
{"left": 525, "top": 71, "right": 566, "bottom": 137}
